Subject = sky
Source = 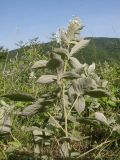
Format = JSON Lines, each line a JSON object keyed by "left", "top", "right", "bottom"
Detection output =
{"left": 0, "top": 0, "right": 120, "bottom": 50}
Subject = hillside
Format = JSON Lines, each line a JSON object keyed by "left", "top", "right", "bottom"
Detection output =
{"left": 77, "top": 37, "right": 120, "bottom": 64}
{"left": 5, "top": 37, "right": 120, "bottom": 64}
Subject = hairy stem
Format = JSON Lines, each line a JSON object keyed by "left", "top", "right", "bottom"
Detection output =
{"left": 62, "top": 59, "right": 69, "bottom": 137}
{"left": 67, "top": 96, "right": 79, "bottom": 117}
{"left": 47, "top": 112, "right": 65, "bottom": 133}
{"left": 62, "top": 82, "right": 68, "bottom": 137}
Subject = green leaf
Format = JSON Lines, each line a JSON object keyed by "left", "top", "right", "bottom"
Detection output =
{"left": 107, "top": 100, "right": 116, "bottom": 107}
{"left": 7, "top": 141, "right": 22, "bottom": 152}
{"left": 1, "top": 93, "right": 36, "bottom": 101}
{"left": 69, "top": 57, "right": 82, "bottom": 69}
{"left": 61, "top": 71, "right": 80, "bottom": 79}
{"left": 71, "top": 152, "right": 80, "bottom": 157}
{"left": 70, "top": 39, "right": 90, "bottom": 56}
{"left": 86, "top": 89, "right": 110, "bottom": 98}
{"left": 37, "top": 75, "right": 57, "bottom": 84}
{"left": 74, "top": 96, "right": 85, "bottom": 114}
{"left": 0, "top": 100, "right": 9, "bottom": 107}
{"left": 32, "top": 60, "right": 48, "bottom": 69}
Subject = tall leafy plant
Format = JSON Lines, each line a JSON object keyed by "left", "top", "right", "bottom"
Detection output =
{"left": 2, "top": 17, "right": 118, "bottom": 159}
{"left": 29, "top": 17, "right": 110, "bottom": 158}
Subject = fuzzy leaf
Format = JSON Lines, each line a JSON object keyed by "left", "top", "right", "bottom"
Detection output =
{"left": 0, "top": 126, "right": 11, "bottom": 135}
{"left": 113, "top": 125, "right": 120, "bottom": 134}
{"left": 19, "top": 104, "right": 43, "bottom": 116}
{"left": 102, "top": 80, "right": 108, "bottom": 88}
{"left": 1, "top": 93, "right": 36, "bottom": 101}
{"left": 88, "top": 63, "right": 95, "bottom": 74}
{"left": 0, "top": 108, "right": 11, "bottom": 135}
{"left": 56, "top": 29, "right": 68, "bottom": 45}
{"left": 70, "top": 39, "right": 90, "bottom": 56}
{"left": 72, "top": 79, "right": 82, "bottom": 95}
{"left": 72, "top": 77, "right": 97, "bottom": 96}
{"left": 69, "top": 57, "right": 82, "bottom": 68}
{"left": 86, "top": 89, "right": 110, "bottom": 98}
{"left": 61, "top": 142, "right": 69, "bottom": 157}
{"left": 37, "top": 75, "right": 57, "bottom": 84}
{"left": 67, "top": 115, "right": 77, "bottom": 123}
{"left": 17, "top": 97, "right": 54, "bottom": 116}
{"left": 66, "top": 17, "right": 83, "bottom": 41}
{"left": 68, "top": 85, "right": 76, "bottom": 102}
{"left": 61, "top": 71, "right": 80, "bottom": 79}
{"left": 95, "top": 112, "right": 108, "bottom": 124}
{"left": 0, "top": 114, "right": 11, "bottom": 127}
{"left": 74, "top": 96, "right": 85, "bottom": 114}
{"left": 47, "top": 54, "right": 64, "bottom": 73}
{"left": 32, "top": 60, "right": 48, "bottom": 69}
{"left": 75, "top": 63, "right": 87, "bottom": 75}
{"left": 34, "top": 144, "right": 40, "bottom": 154}
{"left": 54, "top": 48, "right": 69, "bottom": 58}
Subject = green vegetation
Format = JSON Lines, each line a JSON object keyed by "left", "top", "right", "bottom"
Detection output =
{"left": 0, "top": 17, "right": 120, "bottom": 160}
{"left": 0, "top": 46, "right": 8, "bottom": 60}
{"left": 76, "top": 37, "right": 120, "bottom": 64}
{"left": 7, "top": 37, "right": 120, "bottom": 64}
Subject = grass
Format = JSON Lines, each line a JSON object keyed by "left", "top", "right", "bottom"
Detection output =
{"left": 0, "top": 51, "right": 119, "bottom": 160}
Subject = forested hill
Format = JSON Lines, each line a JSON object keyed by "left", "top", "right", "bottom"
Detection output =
{"left": 2, "top": 37, "right": 120, "bottom": 64}
{"left": 77, "top": 37, "right": 120, "bottom": 64}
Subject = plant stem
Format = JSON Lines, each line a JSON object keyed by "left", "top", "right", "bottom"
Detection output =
{"left": 10, "top": 132, "right": 21, "bottom": 145}
{"left": 62, "top": 82, "right": 68, "bottom": 137}
{"left": 67, "top": 96, "right": 79, "bottom": 117}
{"left": 62, "top": 59, "right": 68, "bottom": 137}
{"left": 47, "top": 112, "right": 65, "bottom": 133}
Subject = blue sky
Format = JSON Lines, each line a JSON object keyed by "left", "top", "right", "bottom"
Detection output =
{"left": 0, "top": 0, "right": 120, "bottom": 50}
